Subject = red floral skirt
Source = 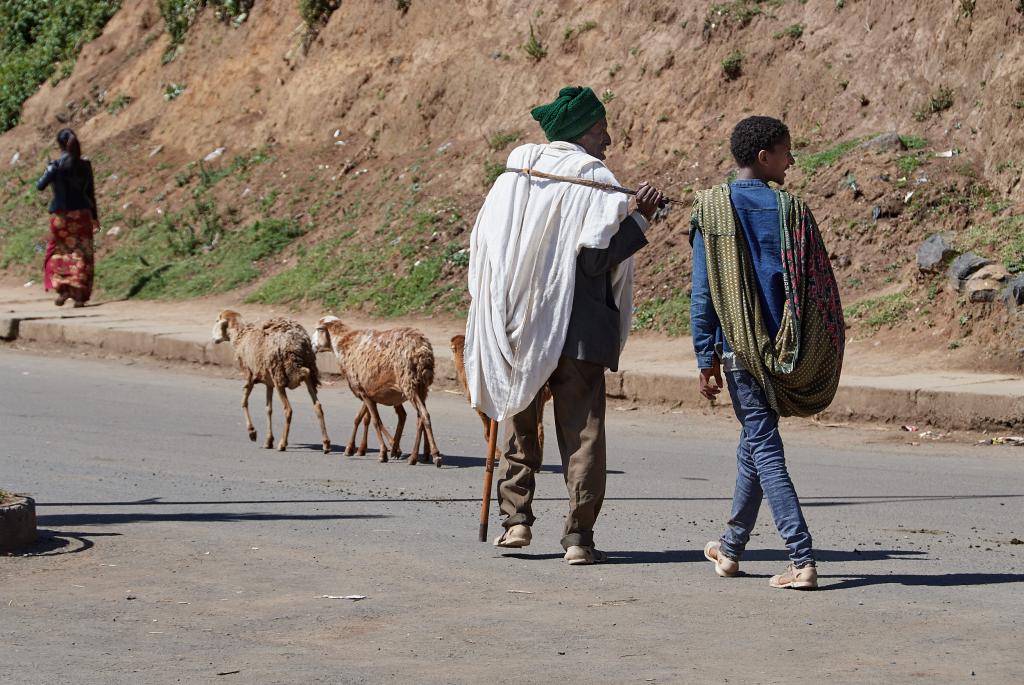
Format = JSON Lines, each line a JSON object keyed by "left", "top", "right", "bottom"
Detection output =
{"left": 44, "top": 209, "right": 96, "bottom": 302}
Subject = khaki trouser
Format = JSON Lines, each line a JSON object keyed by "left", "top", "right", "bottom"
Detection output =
{"left": 497, "top": 355, "right": 607, "bottom": 549}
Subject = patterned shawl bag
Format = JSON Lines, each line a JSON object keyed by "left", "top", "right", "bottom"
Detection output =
{"left": 691, "top": 183, "right": 845, "bottom": 417}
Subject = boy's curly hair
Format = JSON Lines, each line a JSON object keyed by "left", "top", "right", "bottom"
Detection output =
{"left": 730, "top": 116, "right": 790, "bottom": 167}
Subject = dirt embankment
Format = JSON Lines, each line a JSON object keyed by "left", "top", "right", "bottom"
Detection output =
{"left": 2, "top": 0, "right": 1023, "bottom": 370}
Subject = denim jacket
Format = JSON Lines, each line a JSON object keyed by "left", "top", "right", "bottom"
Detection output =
{"left": 691, "top": 179, "right": 787, "bottom": 369}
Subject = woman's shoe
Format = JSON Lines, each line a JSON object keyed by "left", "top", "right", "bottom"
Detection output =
{"left": 54, "top": 296, "right": 67, "bottom": 306}
{"left": 72, "top": 300, "right": 85, "bottom": 308}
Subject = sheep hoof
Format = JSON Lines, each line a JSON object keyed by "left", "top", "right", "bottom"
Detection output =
{"left": 277, "top": 443, "right": 287, "bottom": 452}
{"left": 390, "top": 447, "right": 403, "bottom": 460}
{"left": 378, "top": 453, "right": 388, "bottom": 463}
{"left": 357, "top": 448, "right": 367, "bottom": 456}
{"left": 323, "top": 441, "right": 332, "bottom": 454}
{"left": 248, "top": 429, "right": 258, "bottom": 442}
{"left": 407, "top": 455, "right": 418, "bottom": 466}
{"left": 344, "top": 445, "right": 356, "bottom": 456}
{"left": 432, "top": 452, "right": 443, "bottom": 468}
{"left": 263, "top": 438, "right": 274, "bottom": 449}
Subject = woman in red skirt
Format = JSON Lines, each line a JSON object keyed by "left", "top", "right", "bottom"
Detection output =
{"left": 36, "top": 128, "right": 99, "bottom": 307}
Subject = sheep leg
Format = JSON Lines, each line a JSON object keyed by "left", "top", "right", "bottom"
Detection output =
{"left": 358, "top": 408, "right": 370, "bottom": 456}
{"left": 275, "top": 385, "right": 293, "bottom": 452}
{"left": 476, "top": 409, "right": 490, "bottom": 443}
{"left": 305, "top": 377, "right": 331, "bottom": 454}
{"left": 241, "top": 373, "right": 258, "bottom": 442}
{"left": 409, "top": 415, "right": 423, "bottom": 466}
{"left": 412, "top": 394, "right": 442, "bottom": 468}
{"left": 393, "top": 404, "right": 407, "bottom": 461}
{"left": 346, "top": 405, "right": 367, "bottom": 456}
{"left": 362, "top": 399, "right": 392, "bottom": 463}
{"left": 263, "top": 385, "right": 275, "bottom": 449}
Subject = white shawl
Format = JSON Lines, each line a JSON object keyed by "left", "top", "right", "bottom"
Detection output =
{"left": 464, "top": 141, "right": 634, "bottom": 421}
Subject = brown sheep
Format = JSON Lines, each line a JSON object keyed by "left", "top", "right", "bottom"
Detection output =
{"left": 313, "top": 316, "right": 441, "bottom": 467}
{"left": 450, "top": 334, "right": 549, "bottom": 452}
{"left": 212, "top": 310, "right": 331, "bottom": 453}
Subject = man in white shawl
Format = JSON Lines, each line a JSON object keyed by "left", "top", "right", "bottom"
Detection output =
{"left": 465, "top": 86, "right": 663, "bottom": 565}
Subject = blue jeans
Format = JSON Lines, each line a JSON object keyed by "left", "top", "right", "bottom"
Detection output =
{"left": 719, "top": 369, "right": 815, "bottom": 567}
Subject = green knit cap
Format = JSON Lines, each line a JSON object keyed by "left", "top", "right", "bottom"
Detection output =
{"left": 530, "top": 86, "right": 606, "bottom": 142}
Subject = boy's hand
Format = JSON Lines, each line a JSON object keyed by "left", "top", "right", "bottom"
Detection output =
{"left": 699, "top": 359, "right": 723, "bottom": 400}
{"left": 635, "top": 182, "right": 664, "bottom": 221}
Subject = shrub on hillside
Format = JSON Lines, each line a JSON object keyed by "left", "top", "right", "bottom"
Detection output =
{"left": 0, "top": 0, "right": 121, "bottom": 132}
{"left": 721, "top": 50, "right": 743, "bottom": 79}
{"left": 299, "top": 0, "right": 341, "bottom": 28}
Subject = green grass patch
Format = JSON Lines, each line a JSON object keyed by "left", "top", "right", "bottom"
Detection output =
{"left": 0, "top": 0, "right": 121, "bottom": 132}
{"left": 632, "top": 290, "right": 691, "bottom": 336}
{"left": 247, "top": 198, "right": 468, "bottom": 317}
{"left": 707, "top": 0, "right": 782, "bottom": 28}
{"left": 564, "top": 20, "right": 598, "bottom": 41}
{"left": 523, "top": 23, "right": 547, "bottom": 61}
{"left": 797, "top": 137, "right": 865, "bottom": 175}
{"left": 96, "top": 207, "right": 306, "bottom": 300}
{"left": 896, "top": 154, "right": 923, "bottom": 176}
{"left": 487, "top": 129, "right": 521, "bottom": 152}
{"left": 774, "top": 23, "right": 803, "bottom": 39}
{"left": 899, "top": 134, "right": 927, "bottom": 150}
{"left": 0, "top": 169, "right": 50, "bottom": 271}
{"left": 721, "top": 50, "right": 743, "bottom": 80}
{"left": 843, "top": 291, "right": 913, "bottom": 329}
{"left": 483, "top": 159, "right": 506, "bottom": 186}
{"left": 957, "top": 215, "right": 1024, "bottom": 274}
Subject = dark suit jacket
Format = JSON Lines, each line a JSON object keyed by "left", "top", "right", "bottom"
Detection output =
{"left": 561, "top": 214, "right": 649, "bottom": 372}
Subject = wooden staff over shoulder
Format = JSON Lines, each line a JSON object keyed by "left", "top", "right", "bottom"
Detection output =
{"left": 506, "top": 167, "right": 688, "bottom": 206}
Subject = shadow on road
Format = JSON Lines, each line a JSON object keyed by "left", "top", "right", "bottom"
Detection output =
{"left": 37, "top": 512, "right": 388, "bottom": 526}
{"left": 802, "top": 494, "right": 1024, "bottom": 508}
{"left": 818, "top": 572, "right": 1024, "bottom": 590}
{"left": 430, "top": 453, "right": 626, "bottom": 474}
{"left": 6, "top": 529, "right": 121, "bottom": 557}
{"left": 502, "top": 548, "right": 926, "bottom": 565}
{"left": 36, "top": 493, "right": 1023, "bottom": 507}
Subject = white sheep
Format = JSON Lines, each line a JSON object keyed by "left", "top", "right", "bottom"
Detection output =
{"left": 212, "top": 310, "right": 330, "bottom": 453}
{"left": 313, "top": 316, "right": 441, "bottom": 466}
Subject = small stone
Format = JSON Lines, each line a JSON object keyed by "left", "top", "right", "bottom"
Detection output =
{"left": 1001, "top": 276, "right": 1024, "bottom": 310}
{"left": 970, "top": 263, "right": 1010, "bottom": 282}
{"left": 948, "top": 252, "right": 992, "bottom": 292}
{"left": 917, "top": 233, "right": 956, "bottom": 272}
{"left": 964, "top": 280, "right": 999, "bottom": 302}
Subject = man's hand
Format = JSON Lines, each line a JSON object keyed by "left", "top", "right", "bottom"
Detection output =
{"left": 699, "top": 359, "right": 723, "bottom": 401}
{"left": 635, "top": 182, "right": 664, "bottom": 222}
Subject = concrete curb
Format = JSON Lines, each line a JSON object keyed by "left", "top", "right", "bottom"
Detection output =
{"left": 0, "top": 496, "right": 37, "bottom": 553}
{"left": 2, "top": 315, "right": 1021, "bottom": 431}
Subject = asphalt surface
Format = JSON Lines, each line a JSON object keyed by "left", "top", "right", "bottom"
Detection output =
{"left": 1, "top": 348, "right": 1022, "bottom": 684}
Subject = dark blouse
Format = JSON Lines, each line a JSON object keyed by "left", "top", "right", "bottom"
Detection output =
{"left": 37, "top": 155, "right": 98, "bottom": 220}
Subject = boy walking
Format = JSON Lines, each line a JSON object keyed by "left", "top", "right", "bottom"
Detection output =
{"left": 689, "top": 116, "right": 845, "bottom": 590}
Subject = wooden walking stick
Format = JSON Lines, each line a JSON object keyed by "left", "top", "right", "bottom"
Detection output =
{"left": 506, "top": 168, "right": 688, "bottom": 205}
{"left": 478, "top": 418, "right": 499, "bottom": 542}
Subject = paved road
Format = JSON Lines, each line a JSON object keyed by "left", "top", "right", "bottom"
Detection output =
{"left": 1, "top": 348, "right": 1021, "bottom": 684}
